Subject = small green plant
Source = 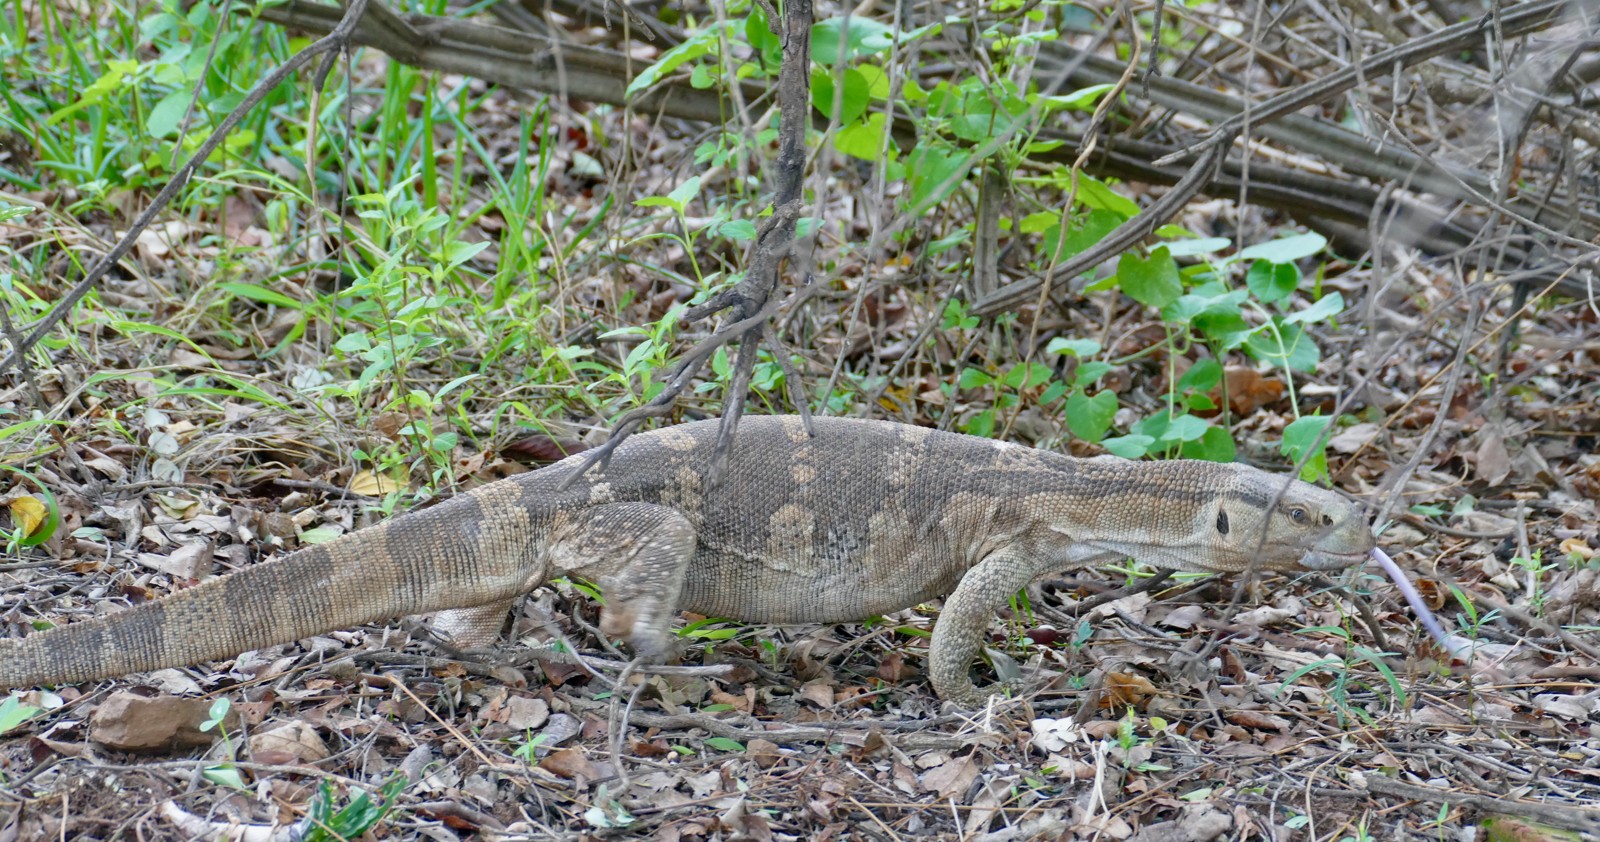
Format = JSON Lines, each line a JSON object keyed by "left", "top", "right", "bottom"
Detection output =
{"left": 1508, "top": 549, "right": 1555, "bottom": 615}
{"left": 299, "top": 775, "right": 408, "bottom": 842}
{"left": 584, "top": 784, "right": 636, "bottom": 829}
{"left": 1338, "top": 819, "right": 1375, "bottom": 842}
{"left": 1108, "top": 708, "right": 1170, "bottom": 772}
{"left": 511, "top": 731, "right": 549, "bottom": 763}
{"left": 198, "top": 697, "right": 247, "bottom": 790}
{"left": 1280, "top": 625, "right": 1406, "bottom": 726}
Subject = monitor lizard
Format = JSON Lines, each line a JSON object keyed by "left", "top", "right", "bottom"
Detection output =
{"left": 0, "top": 415, "right": 1374, "bottom": 705}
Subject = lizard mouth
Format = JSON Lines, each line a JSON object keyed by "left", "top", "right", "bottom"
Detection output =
{"left": 1298, "top": 549, "right": 1368, "bottom": 571}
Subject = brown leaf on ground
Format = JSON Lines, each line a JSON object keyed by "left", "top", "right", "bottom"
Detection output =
{"left": 1219, "top": 366, "right": 1285, "bottom": 416}
{"left": 247, "top": 720, "right": 330, "bottom": 765}
{"left": 921, "top": 755, "right": 979, "bottom": 799}
{"left": 1102, "top": 671, "right": 1157, "bottom": 709}
{"left": 538, "top": 747, "right": 598, "bottom": 781}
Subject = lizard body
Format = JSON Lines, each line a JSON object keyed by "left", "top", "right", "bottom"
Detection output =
{"left": 0, "top": 416, "right": 1373, "bottom": 704}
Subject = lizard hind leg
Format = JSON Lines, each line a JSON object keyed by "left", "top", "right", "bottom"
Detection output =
{"left": 549, "top": 502, "right": 697, "bottom": 662}
{"left": 432, "top": 600, "right": 517, "bottom": 649}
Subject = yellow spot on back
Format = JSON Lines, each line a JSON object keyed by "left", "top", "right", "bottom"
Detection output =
{"left": 782, "top": 416, "right": 810, "bottom": 443}
{"left": 657, "top": 426, "right": 699, "bottom": 452}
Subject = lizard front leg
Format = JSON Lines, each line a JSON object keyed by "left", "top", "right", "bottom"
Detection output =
{"left": 930, "top": 543, "right": 1101, "bottom": 706}
{"left": 548, "top": 503, "right": 697, "bottom": 661}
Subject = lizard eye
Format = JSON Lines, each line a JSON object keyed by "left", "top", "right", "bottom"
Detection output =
{"left": 1216, "top": 509, "right": 1230, "bottom": 535}
{"left": 1289, "top": 507, "right": 1308, "bottom": 524}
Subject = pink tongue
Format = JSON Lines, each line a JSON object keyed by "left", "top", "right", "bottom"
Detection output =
{"left": 1367, "top": 547, "right": 1470, "bottom": 657}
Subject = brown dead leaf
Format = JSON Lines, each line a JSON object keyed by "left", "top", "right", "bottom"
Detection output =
{"left": 798, "top": 681, "right": 834, "bottom": 707}
{"left": 746, "top": 737, "right": 782, "bottom": 769}
{"left": 248, "top": 721, "right": 330, "bottom": 765}
{"left": 876, "top": 651, "right": 914, "bottom": 682}
{"left": 709, "top": 689, "right": 752, "bottom": 713}
{"left": 1559, "top": 537, "right": 1594, "bottom": 560}
{"left": 920, "top": 755, "right": 978, "bottom": 799}
{"left": 1225, "top": 709, "right": 1289, "bottom": 731}
{"left": 538, "top": 747, "right": 598, "bottom": 781}
{"left": 1101, "top": 671, "right": 1157, "bottom": 709}
{"left": 1475, "top": 425, "right": 1513, "bottom": 485}
{"left": 373, "top": 411, "right": 409, "bottom": 440}
{"left": 1220, "top": 366, "right": 1285, "bottom": 415}
{"left": 718, "top": 798, "right": 773, "bottom": 842}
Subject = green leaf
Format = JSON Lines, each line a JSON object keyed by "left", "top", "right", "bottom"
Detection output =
{"left": 942, "top": 299, "right": 979, "bottom": 330}
{"left": 1161, "top": 287, "right": 1247, "bottom": 325}
{"left": 0, "top": 466, "right": 59, "bottom": 547}
{"left": 1073, "top": 361, "right": 1111, "bottom": 387}
{"left": 1020, "top": 211, "right": 1059, "bottom": 235}
{"left": 1100, "top": 434, "right": 1153, "bottom": 458}
{"left": 1074, "top": 176, "right": 1141, "bottom": 218}
{"left": 1284, "top": 291, "right": 1345, "bottom": 325}
{"left": 202, "top": 765, "right": 249, "bottom": 791}
{"left": 963, "top": 409, "right": 995, "bottom": 438}
{"left": 1046, "top": 337, "right": 1101, "bottom": 358}
{"left": 1245, "top": 320, "right": 1320, "bottom": 372}
{"left": 812, "top": 67, "right": 872, "bottom": 125}
{"left": 1065, "top": 390, "right": 1117, "bottom": 443}
{"left": 1176, "top": 359, "right": 1222, "bottom": 393}
{"left": 1237, "top": 232, "right": 1326, "bottom": 264}
{"left": 220, "top": 281, "right": 304, "bottom": 309}
{"left": 1034, "top": 83, "right": 1114, "bottom": 112}
{"left": 1116, "top": 247, "right": 1182, "bottom": 310}
{"left": 958, "top": 367, "right": 994, "bottom": 389}
{"left": 1160, "top": 414, "right": 1209, "bottom": 442}
{"left": 625, "top": 21, "right": 734, "bottom": 98}
{"left": 1245, "top": 259, "right": 1300, "bottom": 304}
{"left": 1002, "top": 362, "right": 1052, "bottom": 389}
{"left": 811, "top": 16, "right": 896, "bottom": 64}
{"left": 906, "top": 145, "right": 971, "bottom": 211}
{"left": 667, "top": 176, "right": 702, "bottom": 210}
{"left": 1180, "top": 425, "right": 1235, "bottom": 462}
{"left": 1281, "top": 415, "right": 1333, "bottom": 482}
{"left": 834, "top": 112, "right": 890, "bottom": 161}
{"left": 1041, "top": 208, "right": 1120, "bottom": 265}
{"left": 715, "top": 219, "right": 757, "bottom": 241}
{"left": 201, "top": 697, "right": 232, "bottom": 732}
{"left": 298, "top": 525, "right": 344, "bottom": 544}
{"left": 704, "top": 737, "right": 744, "bottom": 751}
{"left": 0, "top": 696, "right": 41, "bottom": 735}
{"left": 146, "top": 89, "right": 190, "bottom": 139}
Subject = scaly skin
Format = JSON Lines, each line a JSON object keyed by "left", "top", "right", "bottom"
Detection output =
{"left": 0, "top": 416, "right": 1373, "bottom": 705}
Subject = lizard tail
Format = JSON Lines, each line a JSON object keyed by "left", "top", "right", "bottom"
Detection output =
{"left": 0, "top": 484, "right": 542, "bottom": 689}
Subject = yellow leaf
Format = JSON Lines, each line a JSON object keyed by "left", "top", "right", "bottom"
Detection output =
{"left": 350, "top": 470, "right": 401, "bottom": 496}
{"left": 9, "top": 496, "right": 46, "bottom": 537}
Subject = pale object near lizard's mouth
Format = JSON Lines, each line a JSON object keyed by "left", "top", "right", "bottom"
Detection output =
{"left": 1297, "top": 549, "right": 1369, "bottom": 571}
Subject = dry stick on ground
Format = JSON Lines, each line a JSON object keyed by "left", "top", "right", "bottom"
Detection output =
{"left": 0, "top": 0, "right": 373, "bottom": 379}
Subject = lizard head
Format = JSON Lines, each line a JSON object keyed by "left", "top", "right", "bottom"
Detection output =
{"left": 1210, "top": 468, "right": 1375, "bottom": 572}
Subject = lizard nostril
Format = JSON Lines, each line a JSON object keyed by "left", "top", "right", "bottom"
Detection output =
{"left": 1322, "top": 514, "right": 1333, "bottom": 526}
